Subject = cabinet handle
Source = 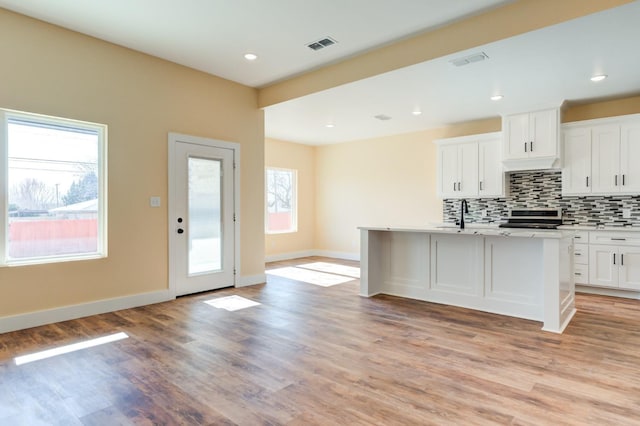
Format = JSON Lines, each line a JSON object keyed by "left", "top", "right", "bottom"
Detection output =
{"left": 575, "top": 235, "right": 581, "bottom": 239}
{"left": 524, "top": 142, "right": 527, "bottom": 153}
{"left": 622, "top": 254, "right": 624, "bottom": 266}
{"left": 479, "top": 181, "right": 483, "bottom": 191}
{"left": 458, "top": 182, "right": 462, "bottom": 191}
{"left": 623, "top": 174, "right": 626, "bottom": 186}
{"left": 453, "top": 182, "right": 456, "bottom": 191}
{"left": 575, "top": 272, "right": 582, "bottom": 276}
{"left": 613, "top": 253, "right": 616, "bottom": 265}
{"left": 586, "top": 176, "right": 589, "bottom": 187}
{"left": 530, "top": 141, "right": 533, "bottom": 152}
{"left": 615, "top": 175, "right": 618, "bottom": 186}
{"left": 575, "top": 253, "right": 582, "bottom": 256}
{"left": 611, "top": 238, "right": 626, "bottom": 241}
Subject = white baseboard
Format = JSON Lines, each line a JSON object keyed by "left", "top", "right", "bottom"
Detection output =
{"left": 0, "top": 290, "right": 173, "bottom": 334}
{"left": 265, "top": 250, "right": 360, "bottom": 263}
{"left": 265, "top": 250, "right": 316, "bottom": 263}
{"left": 236, "top": 274, "right": 266, "bottom": 287}
{"left": 576, "top": 285, "right": 640, "bottom": 300}
{"left": 313, "top": 250, "right": 360, "bottom": 261}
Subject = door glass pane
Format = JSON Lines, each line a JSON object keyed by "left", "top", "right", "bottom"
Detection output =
{"left": 188, "top": 157, "right": 221, "bottom": 275}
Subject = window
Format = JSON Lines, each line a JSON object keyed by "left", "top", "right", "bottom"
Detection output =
{"left": 265, "top": 167, "right": 297, "bottom": 234}
{"left": 0, "top": 109, "right": 107, "bottom": 265}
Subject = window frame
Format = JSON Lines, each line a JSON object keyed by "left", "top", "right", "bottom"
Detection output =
{"left": 265, "top": 167, "right": 298, "bottom": 234}
{"left": 0, "top": 108, "right": 108, "bottom": 266}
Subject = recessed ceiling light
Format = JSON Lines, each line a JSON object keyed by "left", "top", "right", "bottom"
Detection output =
{"left": 490, "top": 95, "right": 504, "bottom": 101}
{"left": 590, "top": 74, "right": 607, "bottom": 82}
{"left": 412, "top": 109, "right": 422, "bottom": 116}
{"left": 244, "top": 53, "right": 258, "bottom": 61}
{"left": 325, "top": 123, "right": 335, "bottom": 128}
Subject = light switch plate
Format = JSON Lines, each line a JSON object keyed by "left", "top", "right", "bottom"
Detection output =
{"left": 623, "top": 208, "right": 632, "bottom": 219}
{"left": 150, "top": 196, "right": 161, "bottom": 207}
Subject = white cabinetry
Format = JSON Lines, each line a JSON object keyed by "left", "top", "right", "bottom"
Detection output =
{"left": 587, "top": 231, "right": 640, "bottom": 290}
{"left": 435, "top": 132, "right": 504, "bottom": 199}
{"left": 503, "top": 108, "right": 560, "bottom": 170}
{"left": 562, "top": 128, "right": 591, "bottom": 194}
{"left": 562, "top": 115, "right": 640, "bottom": 195}
{"left": 572, "top": 230, "right": 589, "bottom": 285}
{"left": 438, "top": 142, "right": 478, "bottom": 198}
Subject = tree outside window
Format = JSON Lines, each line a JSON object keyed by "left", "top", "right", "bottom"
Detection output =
{"left": 265, "top": 168, "right": 297, "bottom": 233}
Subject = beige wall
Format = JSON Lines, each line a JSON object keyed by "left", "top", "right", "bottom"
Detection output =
{"left": 0, "top": 9, "right": 264, "bottom": 318}
{"left": 264, "top": 138, "right": 316, "bottom": 258}
{"left": 564, "top": 95, "right": 640, "bottom": 123}
{"left": 315, "top": 118, "right": 500, "bottom": 255}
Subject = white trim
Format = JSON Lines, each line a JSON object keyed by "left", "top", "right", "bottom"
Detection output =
{"left": 236, "top": 274, "right": 266, "bottom": 287}
{"left": 167, "top": 133, "right": 241, "bottom": 296}
{"left": 265, "top": 250, "right": 360, "bottom": 262}
{"left": 314, "top": 250, "right": 360, "bottom": 261}
{"left": 576, "top": 285, "right": 640, "bottom": 300}
{"left": 265, "top": 250, "right": 316, "bottom": 263}
{"left": 0, "top": 290, "right": 173, "bottom": 334}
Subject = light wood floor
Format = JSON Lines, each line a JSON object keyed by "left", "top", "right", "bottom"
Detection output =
{"left": 2, "top": 257, "right": 640, "bottom": 425}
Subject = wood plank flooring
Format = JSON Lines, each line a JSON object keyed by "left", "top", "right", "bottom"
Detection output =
{"left": 2, "top": 256, "right": 640, "bottom": 425}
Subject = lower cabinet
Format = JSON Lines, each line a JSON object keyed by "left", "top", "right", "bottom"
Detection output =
{"left": 584, "top": 231, "right": 640, "bottom": 291}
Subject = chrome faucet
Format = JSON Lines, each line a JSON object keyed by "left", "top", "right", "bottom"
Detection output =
{"left": 460, "top": 199, "right": 469, "bottom": 230}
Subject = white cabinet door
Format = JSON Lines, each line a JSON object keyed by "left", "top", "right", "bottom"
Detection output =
{"left": 529, "top": 109, "right": 558, "bottom": 158}
{"left": 562, "top": 127, "right": 591, "bottom": 195}
{"left": 458, "top": 142, "right": 479, "bottom": 198}
{"left": 478, "top": 138, "right": 504, "bottom": 197}
{"left": 620, "top": 123, "right": 640, "bottom": 193}
{"left": 619, "top": 247, "right": 640, "bottom": 290}
{"left": 439, "top": 143, "right": 460, "bottom": 198}
{"left": 503, "top": 113, "right": 529, "bottom": 160}
{"left": 591, "top": 124, "right": 621, "bottom": 194}
{"left": 589, "top": 245, "right": 618, "bottom": 288}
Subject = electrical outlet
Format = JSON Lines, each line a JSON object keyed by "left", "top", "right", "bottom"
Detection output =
{"left": 623, "top": 208, "right": 632, "bottom": 219}
{"left": 150, "top": 196, "right": 161, "bottom": 207}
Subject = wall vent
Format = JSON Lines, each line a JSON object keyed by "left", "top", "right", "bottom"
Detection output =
{"left": 374, "top": 114, "right": 392, "bottom": 121}
{"left": 307, "top": 37, "right": 337, "bottom": 51}
{"left": 450, "top": 52, "right": 489, "bottom": 67}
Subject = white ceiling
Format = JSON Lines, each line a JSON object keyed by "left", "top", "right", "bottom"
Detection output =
{"left": 2, "top": 1, "right": 639, "bottom": 145}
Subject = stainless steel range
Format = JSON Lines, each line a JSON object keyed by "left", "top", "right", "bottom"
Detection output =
{"left": 499, "top": 209, "right": 563, "bottom": 229}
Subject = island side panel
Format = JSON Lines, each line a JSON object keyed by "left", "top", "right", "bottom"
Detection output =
{"left": 542, "top": 236, "right": 576, "bottom": 333}
{"left": 382, "top": 231, "right": 430, "bottom": 300}
{"left": 483, "top": 236, "right": 544, "bottom": 321}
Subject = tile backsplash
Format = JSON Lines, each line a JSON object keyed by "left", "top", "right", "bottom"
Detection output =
{"left": 443, "top": 170, "right": 640, "bottom": 227}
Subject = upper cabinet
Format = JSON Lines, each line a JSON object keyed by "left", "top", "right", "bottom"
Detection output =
{"left": 562, "top": 114, "right": 640, "bottom": 196}
{"left": 502, "top": 108, "right": 560, "bottom": 171}
{"left": 435, "top": 132, "right": 504, "bottom": 199}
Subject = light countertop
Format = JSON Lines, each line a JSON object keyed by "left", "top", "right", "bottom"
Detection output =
{"left": 358, "top": 224, "right": 569, "bottom": 239}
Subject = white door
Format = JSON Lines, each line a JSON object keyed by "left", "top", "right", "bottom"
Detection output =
{"left": 562, "top": 127, "right": 591, "bottom": 195}
{"left": 589, "top": 245, "right": 618, "bottom": 288}
{"left": 529, "top": 109, "right": 558, "bottom": 158}
{"left": 591, "top": 124, "right": 621, "bottom": 194}
{"left": 504, "top": 113, "right": 529, "bottom": 159}
{"left": 439, "top": 144, "right": 460, "bottom": 198}
{"left": 478, "top": 137, "right": 503, "bottom": 197}
{"left": 457, "top": 142, "right": 478, "bottom": 198}
{"left": 620, "top": 123, "right": 640, "bottom": 193}
{"left": 169, "top": 134, "right": 237, "bottom": 296}
{"left": 619, "top": 247, "right": 640, "bottom": 290}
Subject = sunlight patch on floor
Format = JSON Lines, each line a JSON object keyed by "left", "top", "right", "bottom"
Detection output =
{"left": 266, "top": 266, "right": 356, "bottom": 287}
{"left": 297, "top": 262, "right": 360, "bottom": 278}
{"left": 15, "top": 332, "right": 129, "bottom": 365}
{"left": 204, "top": 295, "right": 261, "bottom": 311}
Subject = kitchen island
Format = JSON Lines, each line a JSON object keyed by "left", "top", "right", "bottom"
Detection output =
{"left": 359, "top": 225, "right": 576, "bottom": 333}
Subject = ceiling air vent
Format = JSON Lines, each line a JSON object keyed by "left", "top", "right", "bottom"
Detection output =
{"left": 450, "top": 52, "right": 489, "bottom": 67}
{"left": 374, "top": 114, "right": 392, "bottom": 121}
{"left": 307, "top": 37, "right": 337, "bottom": 51}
